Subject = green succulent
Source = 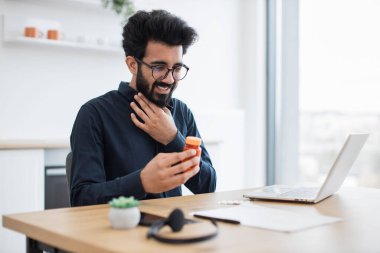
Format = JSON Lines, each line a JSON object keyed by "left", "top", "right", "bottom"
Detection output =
{"left": 101, "top": 0, "right": 135, "bottom": 23}
{"left": 109, "top": 196, "right": 140, "bottom": 208}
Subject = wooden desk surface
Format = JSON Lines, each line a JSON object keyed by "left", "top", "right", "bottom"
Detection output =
{"left": 3, "top": 187, "right": 380, "bottom": 253}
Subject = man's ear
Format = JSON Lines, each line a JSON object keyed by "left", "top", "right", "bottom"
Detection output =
{"left": 125, "top": 56, "right": 138, "bottom": 75}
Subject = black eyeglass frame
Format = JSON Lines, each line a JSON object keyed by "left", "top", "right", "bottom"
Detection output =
{"left": 134, "top": 57, "right": 190, "bottom": 81}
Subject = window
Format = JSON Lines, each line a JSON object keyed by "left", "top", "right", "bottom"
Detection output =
{"left": 269, "top": 0, "right": 380, "bottom": 187}
{"left": 298, "top": 0, "right": 380, "bottom": 187}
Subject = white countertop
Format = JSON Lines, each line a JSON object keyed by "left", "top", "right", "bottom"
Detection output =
{"left": 0, "top": 137, "right": 222, "bottom": 150}
{"left": 0, "top": 139, "right": 70, "bottom": 149}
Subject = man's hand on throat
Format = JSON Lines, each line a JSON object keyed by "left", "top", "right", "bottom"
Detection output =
{"left": 130, "top": 93, "right": 177, "bottom": 145}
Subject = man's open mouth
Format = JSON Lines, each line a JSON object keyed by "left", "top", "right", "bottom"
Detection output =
{"left": 154, "top": 83, "right": 172, "bottom": 94}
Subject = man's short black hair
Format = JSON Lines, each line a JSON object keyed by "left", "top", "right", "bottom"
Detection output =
{"left": 122, "top": 10, "right": 198, "bottom": 59}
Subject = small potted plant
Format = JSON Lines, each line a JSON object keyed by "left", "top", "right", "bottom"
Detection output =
{"left": 101, "top": 0, "right": 136, "bottom": 23}
{"left": 108, "top": 196, "right": 140, "bottom": 229}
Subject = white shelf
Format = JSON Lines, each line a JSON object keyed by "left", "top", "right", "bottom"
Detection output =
{"left": 1, "top": 14, "right": 123, "bottom": 54}
{"left": 65, "top": 0, "right": 101, "bottom": 5}
{"left": 8, "top": 0, "right": 103, "bottom": 7}
{"left": 3, "top": 36, "right": 123, "bottom": 53}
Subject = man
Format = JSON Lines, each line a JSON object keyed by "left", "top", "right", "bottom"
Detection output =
{"left": 70, "top": 10, "right": 217, "bottom": 206}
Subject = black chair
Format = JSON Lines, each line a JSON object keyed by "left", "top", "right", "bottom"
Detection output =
{"left": 65, "top": 152, "right": 72, "bottom": 204}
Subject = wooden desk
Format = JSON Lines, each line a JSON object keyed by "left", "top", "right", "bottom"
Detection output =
{"left": 3, "top": 187, "right": 380, "bottom": 253}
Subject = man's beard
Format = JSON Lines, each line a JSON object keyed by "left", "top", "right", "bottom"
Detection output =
{"left": 136, "top": 68, "right": 177, "bottom": 108}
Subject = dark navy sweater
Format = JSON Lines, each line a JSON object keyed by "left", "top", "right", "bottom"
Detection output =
{"left": 70, "top": 82, "right": 216, "bottom": 206}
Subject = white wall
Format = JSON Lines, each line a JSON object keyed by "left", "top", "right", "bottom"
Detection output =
{"left": 0, "top": 0, "right": 242, "bottom": 139}
{"left": 0, "top": 0, "right": 126, "bottom": 139}
{"left": 0, "top": 0, "right": 266, "bottom": 189}
{"left": 134, "top": 0, "right": 241, "bottom": 111}
{"left": 239, "top": 0, "right": 267, "bottom": 187}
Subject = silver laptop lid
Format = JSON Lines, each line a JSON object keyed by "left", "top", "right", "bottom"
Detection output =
{"left": 315, "top": 134, "right": 369, "bottom": 202}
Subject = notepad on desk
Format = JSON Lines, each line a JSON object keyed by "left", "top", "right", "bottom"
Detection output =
{"left": 192, "top": 204, "right": 342, "bottom": 232}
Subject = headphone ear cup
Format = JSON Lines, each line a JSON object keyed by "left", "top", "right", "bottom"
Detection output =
{"left": 167, "top": 208, "right": 185, "bottom": 232}
{"left": 147, "top": 208, "right": 218, "bottom": 244}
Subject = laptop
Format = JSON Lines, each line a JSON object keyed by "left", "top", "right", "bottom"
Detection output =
{"left": 243, "top": 134, "right": 369, "bottom": 203}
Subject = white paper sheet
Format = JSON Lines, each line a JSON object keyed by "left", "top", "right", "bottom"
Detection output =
{"left": 192, "top": 204, "right": 342, "bottom": 232}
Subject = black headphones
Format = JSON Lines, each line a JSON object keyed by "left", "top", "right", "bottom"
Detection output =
{"left": 147, "top": 208, "right": 218, "bottom": 244}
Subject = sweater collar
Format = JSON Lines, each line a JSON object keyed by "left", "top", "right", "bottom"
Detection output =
{"left": 118, "top": 81, "right": 137, "bottom": 102}
{"left": 117, "top": 81, "right": 174, "bottom": 110}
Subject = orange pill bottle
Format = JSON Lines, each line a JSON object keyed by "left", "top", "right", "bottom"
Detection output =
{"left": 183, "top": 136, "right": 202, "bottom": 171}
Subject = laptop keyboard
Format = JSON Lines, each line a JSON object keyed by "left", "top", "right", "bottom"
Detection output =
{"left": 278, "top": 187, "right": 319, "bottom": 199}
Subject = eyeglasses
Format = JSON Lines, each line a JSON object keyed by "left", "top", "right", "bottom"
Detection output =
{"left": 134, "top": 58, "right": 189, "bottom": 81}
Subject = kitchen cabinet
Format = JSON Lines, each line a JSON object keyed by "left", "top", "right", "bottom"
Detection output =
{"left": 0, "top": 149, "right": 44, "bottom": 253}
{"left": 0, "top": 141, "right": 70, "bottom": 253}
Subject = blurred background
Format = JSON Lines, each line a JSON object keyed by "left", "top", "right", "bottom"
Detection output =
{"left": 0, "top": 0, "right": 379, "bottom": 252}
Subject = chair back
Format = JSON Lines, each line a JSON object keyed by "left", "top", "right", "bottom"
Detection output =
{"left": 66, "top": 152, "right": 72, "bottom": 191}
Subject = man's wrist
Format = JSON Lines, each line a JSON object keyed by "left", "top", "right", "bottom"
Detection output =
{"left": 139, "top": 169, "right": 149, "bottom": 193}
{"left": 163, "top": 129, "right": 178, "bottom": 145}
{"left": 162, "top": 130, "right": 186, "bottom": 152}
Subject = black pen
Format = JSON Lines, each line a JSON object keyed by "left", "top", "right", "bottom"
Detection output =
{"left": 193, "top": 214, "right": 241, "bottom": 224}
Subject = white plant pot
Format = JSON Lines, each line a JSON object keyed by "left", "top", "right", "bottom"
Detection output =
{"left": 109, "top": 207, "right": 141, "bottom": 229}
